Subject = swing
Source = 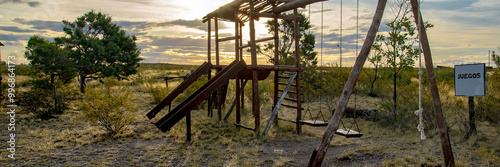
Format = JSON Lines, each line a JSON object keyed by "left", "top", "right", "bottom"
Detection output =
{"left": 300, "top": 2, "right": 328, "bottom": 127}
{"left": 334, "top": 0, "right": 362, "bottom": 138}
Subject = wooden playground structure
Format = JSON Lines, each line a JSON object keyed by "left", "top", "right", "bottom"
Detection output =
{"left": 145, "top": 0, "right": 456, "bottom": 166}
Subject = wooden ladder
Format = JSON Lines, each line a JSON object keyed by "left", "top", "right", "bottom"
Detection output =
{"left": 262, "top": 72, "right": 300, "bottom": 137}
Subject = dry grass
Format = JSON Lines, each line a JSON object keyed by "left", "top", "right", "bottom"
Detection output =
{"left": 1, "top": 64, "right": 498, "bottom": 166}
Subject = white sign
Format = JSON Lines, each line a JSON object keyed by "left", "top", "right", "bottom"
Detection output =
{"left": 455, "top": 63, "right": 486, "bottom": 96}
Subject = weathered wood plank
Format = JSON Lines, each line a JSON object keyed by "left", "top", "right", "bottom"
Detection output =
{"left": 273, "top": 0, "right": 327, "bottom": 13}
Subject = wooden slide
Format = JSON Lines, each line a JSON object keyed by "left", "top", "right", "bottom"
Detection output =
{"left": 154, "top": 60, "right": 246, "bottom": 132}
{"left": 146, "top": 61, "right": 212, "bottom": 119}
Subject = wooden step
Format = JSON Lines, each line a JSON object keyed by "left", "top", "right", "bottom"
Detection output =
{"left": 284, "top": 97, "right": 304, "bottom": 103}
{"left": 278, "top": 82, "right": 303, "bottom": 88}
{"left": 278, "top": 89, "right": 303, "bottom": 95}
{"left": 280, "top": 103, "right": 304, "bottom": 110}
{"left": 278, "top": 75, "right": 291, "bottom": 79}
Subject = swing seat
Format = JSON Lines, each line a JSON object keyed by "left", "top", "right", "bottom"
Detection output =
{"left": 335, "top": 128, "right": 363, "bottom": 138}
{"left": 300, "top": 120, "right": 328, "bottom": 127}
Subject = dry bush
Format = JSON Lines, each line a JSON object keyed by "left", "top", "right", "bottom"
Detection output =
{"left": 75, "top": 83, "right": 138, "bottom": 136}
{"left": 146, "top": 79, "right": 170, "bottom": 104}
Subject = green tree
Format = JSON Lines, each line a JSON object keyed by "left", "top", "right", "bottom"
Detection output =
{"left": 23, "top": 36, "right": 77, "bottom": 119}
{"left": 257, "top": 12, "right": 317, "bottom": 67}
{"left": 374, "top": 0, "right": 432, "bottom": 114}
{"left": 56, "top": 10, "right": 142, "bottom": 93}
{"left": 363, "top": 47, "right": 383, "bottom": 97}
{"left": 25, "top": 36, "right": 76, "bottom": 84}
{"left": 492, "top": 49, "right": 500, "bottom": 68}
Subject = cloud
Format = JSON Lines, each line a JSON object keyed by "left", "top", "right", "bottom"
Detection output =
{"left": 116, "top": 19, "right": 230, "bottom": 34}
{"left": 0, "top": 0, "right": 41, "bottom": 7}
{"left": 11, "top": 18, "right": 63, "bottom": 32}
{"left": 27, "top": 1, "right": 40, "bottom": 7}
{"left": 0, "top": 26, "right": 39, "bottom": 33}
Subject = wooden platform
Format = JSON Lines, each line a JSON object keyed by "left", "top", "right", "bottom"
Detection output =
{"left": 300, "top": 120, "right": 328, "bottom": 127}
{"left": 335, "top": 128, "right": 363, "bottom": 138}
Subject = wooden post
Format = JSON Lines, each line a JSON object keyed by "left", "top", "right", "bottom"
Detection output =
{"left": 273, "top": 2, "right": 280, "bottom": 123}
{"left": 294, "top": 9, "right": 302, "bottom": 135}
{"left": 236, "top": 78, "right": 241, "bottom": 124}
{"left": 308, "top": 0, "right": 387, "bottom": 166}
{"left": 215, "top": 17, "right": 220, "bottom": 66}
{"left": 217, "top": 68, "right": 222, "bottom": 120}
{"left": 410, "top": 1, "right": 455, "bottom": 166}
{"left": 235, "top": 11, "right": 240, "bottom": 61}
{"left": 215, "top": 16, "right": 221, "bottom": 119}
{"left": 208, "top": 19, "right": 213, "bottom": 117}
{"left": 186, "top": 112, "right": 191, "bottom": 142}
{"left": 241, "top": 79, "right": 245, "bottom": 111}
{"left": 249, "top": 0, "right": 260, "bottom": 137}
{"left": 239, "top": 23, "right": 243, "bottom": 60}
{"left": 467, "top": 96, "right": 477, "bottom": 137}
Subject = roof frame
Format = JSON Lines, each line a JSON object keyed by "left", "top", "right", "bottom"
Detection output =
{"left": 202, "top": 0, "right": 326, "bottom": 23}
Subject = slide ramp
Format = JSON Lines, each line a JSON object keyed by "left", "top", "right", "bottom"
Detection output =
{"left": 146, "top": 62, "right": 212, "bottom": 119}
{"left": 155, "top": 60, "right": 246, "bottom": 132}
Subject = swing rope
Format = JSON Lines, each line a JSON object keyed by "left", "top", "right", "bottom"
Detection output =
{"left": 414, "top": 0, "right": 426, "bottom": 140}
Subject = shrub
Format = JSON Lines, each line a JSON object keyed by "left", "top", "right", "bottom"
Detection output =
{"left": 147, "top": 80, "right": 170, "bottom": 104}
{"left": 18, "top": 79, "right": 76, "bottom": 120}
{"left": 476, "top": 70, "right": 500, "bottom": 125}
{"left": 76, "top": 84, "right": 138, "bottom": 135}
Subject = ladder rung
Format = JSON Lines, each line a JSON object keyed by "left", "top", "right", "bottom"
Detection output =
{"left": 284, "top": 97, "right": 303, "bottom": 103}
{"left": 278, "top": 75, "right": 291, "bottom": 79}
{"left": 278, "top": 82, "right": 303, "bottom": 88}
{"left": 278, "top": 82, "right": 296, "bottom": 86}
{"left": 284, "top": 71, "right": 296, "bottom": 75}
{"left": 281, "top": 103, "right": 304, "bottom": 110}
{"left": 278, "top": 89, "right": 303, "bottom": 95}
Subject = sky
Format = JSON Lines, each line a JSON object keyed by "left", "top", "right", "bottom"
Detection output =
{"left": 0, "top": 0, "right": 499, "bottom": 67}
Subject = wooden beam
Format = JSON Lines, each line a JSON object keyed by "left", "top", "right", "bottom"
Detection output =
{"left": 249, "top": 0, "right": 261, "bottom": 137}
{"left": 255, "top": 37, "right": 275, "bottom": 43}
{"left": 257, "top": 13, "right": 301, "bottom": 20}
{"left": 410, "top": 0, "right": 455, "bottom": 166}
{"left": 308, "top": 0, "right": 387, "bottom": 166}
{"left": 273, "top": 0, "right": 327, "bottom": 13}
{"left": 273, "top": 1, "right": 280, "bottom": 123}
{"left": 212, "top": 65, "right": 302, "bottom": 72}
{"left": 207, "top": 19, "right": 212, "bottom": 117}
{"left": 208, "top": 19, "right": 211, "bottom": 64}
{"left": 294, "top": 9, "right": 302, "bottom": 135}
{"left": 215, "top": 17, "right": 220, "bottom": 66}
{"left": 235, "top": 11, "right": 240, "bottom": 61}
{"left": 217, "top": 36, "right": 238, "bottom": 42}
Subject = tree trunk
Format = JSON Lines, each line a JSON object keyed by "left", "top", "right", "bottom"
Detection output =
{"left": 79, "top": 73, "right": 86, "bottom": 94}
{"left": 393, "top": 72, "right": 397, "bottom": 117}
{"left": 51, "top": 74, "right": 57, "bottom": 111}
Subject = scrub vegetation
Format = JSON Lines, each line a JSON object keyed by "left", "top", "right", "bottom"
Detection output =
{"left": 1, "top": 63, "right": 499, "bottom": 166}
